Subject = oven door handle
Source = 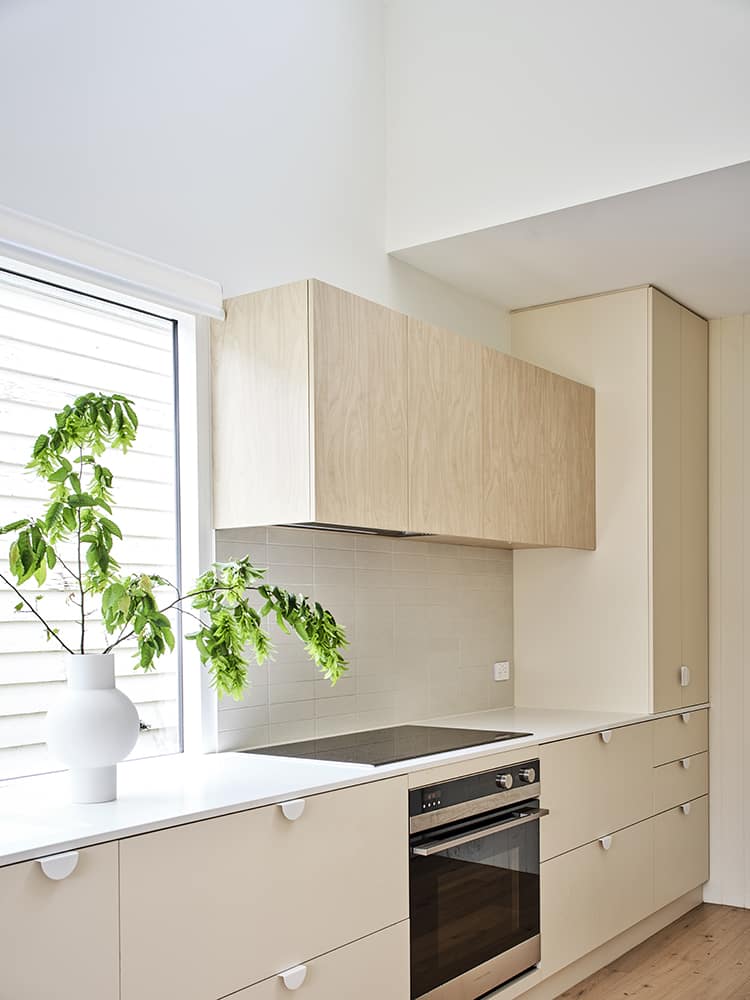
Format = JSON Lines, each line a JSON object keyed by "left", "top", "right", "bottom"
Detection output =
{"left": 410, "top": 807, "right": 550, "bottom": 856}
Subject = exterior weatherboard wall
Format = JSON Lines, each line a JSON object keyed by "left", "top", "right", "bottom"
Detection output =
{"left": 215, "top": 527, "right": 514, "bottom": 751}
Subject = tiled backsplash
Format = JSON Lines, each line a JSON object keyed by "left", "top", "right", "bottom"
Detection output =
{"left": 214, "top": 526, "right": 514, "bottom": 751}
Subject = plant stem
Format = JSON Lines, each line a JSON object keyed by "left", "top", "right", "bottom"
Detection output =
{"left": 77, "top": 447, "right": 85, "bottom": 654}
{"left": 0, "top": 570, "right": 74, "bottom": 653}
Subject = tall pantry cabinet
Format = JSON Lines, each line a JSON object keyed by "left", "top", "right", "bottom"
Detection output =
{"left": 512, "top": 287, "right": 707, "bottom": 714}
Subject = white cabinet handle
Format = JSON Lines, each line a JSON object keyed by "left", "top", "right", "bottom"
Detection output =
{"left": 279, "top": 799, "right": 306, "bottom": 822}
{"left": 279, "top": 965, "right": 307, "bottom": 990}
{"left": 600, "top": 730, "right": 613, "bottom": 744}
{"left": 680, "top": 665, "right": 691, "bottom": 688}
{"left": 680, "top": 757, "right": 691, "bottom": 770}
{"left": 681, "top": 712, "right": 691, "bottom": 724}
{"left": 681, "top": 802, "right": 692, "bottom": 816}
{"left": 38, "top": 850, "right": 79, "bottom": 881}
{"left": 599, "top": 835, "right": 613, "bottom": 850}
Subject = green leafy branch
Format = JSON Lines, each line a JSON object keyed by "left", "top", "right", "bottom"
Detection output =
{"left": 2, "top": 392, "right": 348, "bottom": 699}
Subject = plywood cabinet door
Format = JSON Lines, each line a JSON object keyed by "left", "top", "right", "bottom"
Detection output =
{"left": 680, "top": 307, "right": 708, "bottom": 707}
{"left": 0, "top": 842, "right": 119, "bottom": 1000}
{"left": 542, "top": 370, "right": 596, "bottom": 548}
{"left": 483, "top": 351, "right": 546, "bottom": 544}
{"left": 408, "top": 319, "right": 483, "bottom": 537}
{"left": 652, "top": 289, "right": 683, "bottom": 712}
{"left": 310, "top": 281, "right": 408, "bottom": 531}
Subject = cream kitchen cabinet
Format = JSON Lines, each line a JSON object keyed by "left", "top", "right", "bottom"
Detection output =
{"left": 653, "top": 751, "right": 708, "bottom": 814}
{"left": 654, "top": 796, "right": 709, "bottom": 910}
{"left": 651, "top": 289, "right": 709, "bottom": 712}
{"left": 212, "top": 279, "right": 596, "bottom": 549}
{"left": 231, "top": 922, "right": 410, "bottom": 1000}
{"left": 119, "top": 776, "right": 408, "bottom": 1000}
{"left": 0, "top": 842, "right": 119, "bottom": 1000}
{"left": 512, "top": 286, "right": 708, "bottom": 715}
{"left": 652, "top": 708, "right": 708, "bottom": 766}
{"left": 212, "top": 279, "right": 408, "bottom": 533}
{"left": 540, "top": 721, "right": 654, "bottom": 861}
{"left": 541, "top": 816, "right": 654, "bottom": 976}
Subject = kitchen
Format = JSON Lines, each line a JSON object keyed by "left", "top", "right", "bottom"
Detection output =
{"left": 0, "top": 2, "right": 746, "bottom": 999}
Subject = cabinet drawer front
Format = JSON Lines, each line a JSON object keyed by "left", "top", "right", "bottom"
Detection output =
{"left": 654, "top": 796, "right": 709, "bottom": 910}
{"left": 233, "top": 921, "right": 409, "bottom": 1000}
{"left": 541, "top": 818, "right": 653, "bottom": 975}
{"left": 540, "top": 722, "right": 653, "bottom": 860}
{"left": 120, "top": 777, "right": 408, "bottom": 1000}
{"left": 653, "top": 709, "right": 708, "bottom": 766}
{"left": 0, "top": 842, "right": 119, "bottom": 1000}
{"left": 654, "top": 752, "right": 708, "bottom": 814}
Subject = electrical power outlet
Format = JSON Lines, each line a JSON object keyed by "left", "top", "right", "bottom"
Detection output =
{"left": 493, "top": 661, "right": 511, "bottom": 682}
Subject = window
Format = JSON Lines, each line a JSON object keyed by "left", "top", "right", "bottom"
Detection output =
{"left": 0, "top": 270, "right": 182, "bottom": 779}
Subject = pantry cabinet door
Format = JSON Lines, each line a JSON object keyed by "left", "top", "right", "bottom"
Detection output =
{"left": 310, "top": 281, "right": 408, "bottom": 531}
{"left": 408, "top": 319, "right": 483, "bottom": 537}
{"left": 680, "top": 306, "right": 708, "bottom": 707}
{"left": 651, "top": 289, "right": 683, "bottom": 712}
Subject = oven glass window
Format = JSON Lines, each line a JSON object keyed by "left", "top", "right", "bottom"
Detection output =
{"left": 410, "top": 811, "right": 540, "bottom": 998}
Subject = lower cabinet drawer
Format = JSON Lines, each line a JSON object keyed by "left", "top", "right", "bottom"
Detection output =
{"left": 120, "top": 777, "right": 409, "bottom": 1000}
{"left": 653, "top": 752, "right": 708, "bottom": 814}
{"left": 653, "top": 709, "right": 708, "bottom": 766}
{"left": 232, "top": 922, "right": 410, "bottom": 1000}
{"left": 540, "top": 722, "right": 654, "bottom": 860}
{"left": 0, "top": 842, "right": 119, "bottom": 1000}
{"left": 541, "top": 818, "right": 654, "bottom": 976}
{"left": 654, "top": 796, "right": 709, "bottom": 910}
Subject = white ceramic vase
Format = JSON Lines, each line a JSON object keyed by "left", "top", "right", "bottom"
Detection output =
{"left": 46, "top": 653, "right": 140, "bottom": 804}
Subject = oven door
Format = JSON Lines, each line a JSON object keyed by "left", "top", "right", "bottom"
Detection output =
{"left": 409, "top": 801, "right": 547, "bottom": 1000}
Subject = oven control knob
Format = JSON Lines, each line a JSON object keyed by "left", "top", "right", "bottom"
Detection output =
{"left": 496, "top": 773, "right": 514, "bottom": 790}
{"left": 519, "top": 767, "right": 537, "bottom": 784}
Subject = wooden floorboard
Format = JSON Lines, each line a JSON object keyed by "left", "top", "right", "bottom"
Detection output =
{"left": 556, "top": 903, "right": 750, "bottom": 999}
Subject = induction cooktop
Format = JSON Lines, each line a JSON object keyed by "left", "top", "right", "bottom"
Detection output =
{"left": 242, "top": 724, "right": 532, "bottom": 767}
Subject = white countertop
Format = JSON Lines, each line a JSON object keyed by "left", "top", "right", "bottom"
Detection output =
{"left": 0, "top": 704, "right": 707, "bottom": 867}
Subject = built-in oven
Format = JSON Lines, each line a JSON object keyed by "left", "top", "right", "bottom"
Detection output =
{"left": 409, "top": 759, "right": 547, "bottom": 1000}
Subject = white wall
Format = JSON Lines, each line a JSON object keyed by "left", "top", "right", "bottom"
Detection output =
{"left": 0, "top": 0, "right": 508, "bottom": 348}
{"left": 386, "top": 0, "right": 750, "bottom": 250}
{"left": 705, "top": 316, "right": 750, "bottom": 908}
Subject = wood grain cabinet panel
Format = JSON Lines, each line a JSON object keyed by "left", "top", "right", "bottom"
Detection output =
{"left": 540, "top": 722, "right": 653, "bottom": 861}
{"left": 542, "top": 370, "right": 596, "bottom": 549}
{"left": 232, "top": 922, "right": 410, "bottom": 1000}
{"left": 653, "top": 796, "right": 709, "bottom": 909}
{"left": 310, "top": 281, "right": 408, "bottom": 530}
{"left": 541, "top": 817, "right": 654, "bottom": 976}
{"left": 119, "top": 777, "right": 409, "bottom": 1000}
{"left": 408, "top": 318, "right": 483, "bottom": 537}
{"left": 483, "top": 351, "right": 546, "bottom": 544}
{"left": 212, "top": 282, "right": 311, "bottom": 529}
{"left": 0, "top": 842, "right": 119, "bottom": 1000}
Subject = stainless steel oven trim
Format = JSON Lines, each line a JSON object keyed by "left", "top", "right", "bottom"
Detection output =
{"left": 409, "top": 781, "right": 541, "bottom": 833}
{"left": 410, "top": 807, "right": 549, "bottom": 856}
{"left": 414, "top": 934, "right": 541, "bottom": 1000}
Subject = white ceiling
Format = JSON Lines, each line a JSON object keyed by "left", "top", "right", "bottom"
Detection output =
{"left": 392, "top": 161, "right": 750, "bottom": 319}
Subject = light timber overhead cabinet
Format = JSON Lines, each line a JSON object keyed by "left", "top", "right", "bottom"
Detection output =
{"left": 211, "top": 279, "right": 596, "bottom": 549}
{"left": 512, "top": 286, "right": 708, "bottom": 714}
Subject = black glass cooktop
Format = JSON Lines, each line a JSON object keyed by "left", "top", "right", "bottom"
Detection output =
{"left": 242, "top": 725, "right": 532, "bottom": 767}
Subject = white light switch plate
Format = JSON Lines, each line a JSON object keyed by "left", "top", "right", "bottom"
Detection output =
{"left": 493, "top": 661, "right": 511, "bottom": 682}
